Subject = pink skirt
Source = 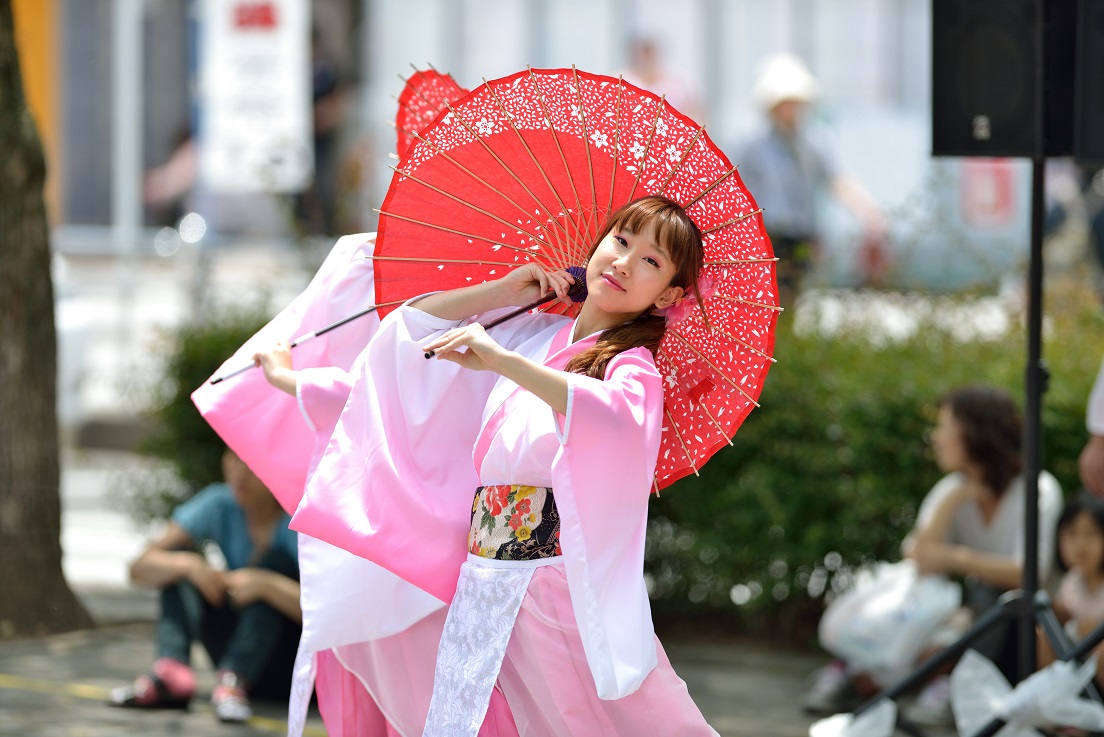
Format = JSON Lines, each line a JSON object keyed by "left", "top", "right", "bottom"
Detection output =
{"left": 498, "top": 564, "right": 717, "bottom": 737}
{"left": 321, "top": 564, "right": 714, "bottom": 736}
{"left": 323, "top": 607, "right": 518, "bottom": 737}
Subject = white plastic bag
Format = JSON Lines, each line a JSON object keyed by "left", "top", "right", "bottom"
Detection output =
{"left": 951, "top": 649, "right": 1104, "bottom": 737}
{"left": 818, "top": 560, "right": 961, "bottom": 684}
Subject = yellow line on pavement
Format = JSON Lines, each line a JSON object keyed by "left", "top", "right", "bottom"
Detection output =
{"left": 0, "top": 672, "right": 108, "bottom": 700}
{"left": 0, "top": 672, "right": 326, "bottom": 736}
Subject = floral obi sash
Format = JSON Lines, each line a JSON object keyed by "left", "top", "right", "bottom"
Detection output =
{"left": 468, "top": 485, "right": 562, "bottom": 561}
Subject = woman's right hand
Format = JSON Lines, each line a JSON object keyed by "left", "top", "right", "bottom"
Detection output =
{"left": 500, "top": 263, "right": 578, "bottom": 306}
{"left": 252, "top": 340, "right": 297, "bottom": 396}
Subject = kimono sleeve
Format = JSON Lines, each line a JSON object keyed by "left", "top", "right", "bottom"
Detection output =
{"left": 296, "top": 358, "right": 444, "bottom": 654}
{"left": 296, "top": 367, "right": 354, "bottom": 435}
{"left": 292, "top": 302, "right": 556, "bottom": 603}
{"left": 550, "top": 347, "right": 663, "bottom": 699}
{"left": 191, "top": 233, "right": 380, "bottom": 514}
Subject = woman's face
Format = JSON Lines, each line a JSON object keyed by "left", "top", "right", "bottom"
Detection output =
{"left": 583, "top": 226, "right": 684, "bottom": 325}
{"left": 1059, "top": 510, "right": 1104, "bottom": 576}
{"left": 931, "top": 406, "right": 970, "bottom": 473}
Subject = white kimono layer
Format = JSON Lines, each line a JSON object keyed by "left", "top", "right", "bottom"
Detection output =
{"left": 292, "top": 300, "right": 717, "bottom": 735}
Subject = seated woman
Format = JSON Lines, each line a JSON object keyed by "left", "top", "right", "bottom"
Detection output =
{"left": 109, "top": 448, "right": 301, "bottom": 724}
{"left": 803, "top": 385, "right": 1063, "bottom": 726}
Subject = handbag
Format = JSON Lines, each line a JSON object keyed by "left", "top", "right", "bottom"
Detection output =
{"left": 818, "top": 560, "right": 961, "bottom": 685}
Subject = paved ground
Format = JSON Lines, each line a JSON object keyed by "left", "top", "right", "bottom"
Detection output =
{"left": 0, "top": 618, "right": 832, "bottom": 737}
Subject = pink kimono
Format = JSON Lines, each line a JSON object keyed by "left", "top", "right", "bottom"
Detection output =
{"left": 192, "top": 235, "right": 513, "bottom": 737}
{"left": 292, "top": 300, "right": 718, "bottom": 736}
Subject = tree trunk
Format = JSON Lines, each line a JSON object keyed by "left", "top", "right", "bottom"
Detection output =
{"left": 0, "top": 0, "right": 93, "bottom": 637}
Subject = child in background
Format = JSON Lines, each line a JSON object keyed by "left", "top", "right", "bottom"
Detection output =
{"left": 1040, "top": 492, "right": 1104, "bottom": 683}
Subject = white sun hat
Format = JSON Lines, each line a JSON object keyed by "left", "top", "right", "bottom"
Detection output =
{"left": 753, "top": 53, "right": 819, "bottom": 110}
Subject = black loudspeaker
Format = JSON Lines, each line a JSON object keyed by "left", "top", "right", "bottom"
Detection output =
{"left": 1074, "top": 0, "right": 1104, "bottom": 164}
{"left": 932, "top": 0, "right": 1075, "bottom": 158}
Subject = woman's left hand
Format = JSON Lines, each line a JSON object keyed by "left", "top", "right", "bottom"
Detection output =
{"left": 422, "top": 323, "right": 506, "bottom": 372}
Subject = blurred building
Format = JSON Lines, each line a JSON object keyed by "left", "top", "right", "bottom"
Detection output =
{"left": 14, "top": 0, "right": 1041, "bottom": 290}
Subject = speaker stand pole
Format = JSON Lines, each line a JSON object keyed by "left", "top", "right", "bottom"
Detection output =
{"left": 1018, "top": 156, "right": 1046, "bottom": 680}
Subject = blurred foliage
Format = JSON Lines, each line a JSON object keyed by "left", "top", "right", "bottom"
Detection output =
{"left": 647, "top": 276, "right": 1104, "bottom": 645}
{"left": 121, "top": 303, "right": 270, "bottom": 523}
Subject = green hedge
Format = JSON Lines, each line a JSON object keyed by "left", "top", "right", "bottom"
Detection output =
{"left": 122, "top": 303, "right": 270, "bottom": 523}
{"left": 647, "top": 286, "right": 1104, "bottom": 644}
{"left": 125, "top": 280, "right": 1103, "bottom": 647}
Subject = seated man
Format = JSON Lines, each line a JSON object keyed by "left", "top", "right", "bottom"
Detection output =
{"left": 109, "top": 449, "right": 301, "bottom": 723}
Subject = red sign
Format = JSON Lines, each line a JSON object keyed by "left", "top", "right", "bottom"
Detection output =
{"left": 234, "top": 2, "right": 278, "bottom": 29}
{"left": 960, "top": 159, "right": 1016, "bottom": 228}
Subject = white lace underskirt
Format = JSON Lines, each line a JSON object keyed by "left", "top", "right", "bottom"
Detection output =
{"left": 422, "top": 554, "right": 561, "bottom": 737}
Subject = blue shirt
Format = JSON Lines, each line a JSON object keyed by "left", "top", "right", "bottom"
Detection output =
{"left": 735, "top": 125, "right": 837, "bottom": 239}
{"left": 172, "top": 483, "right": 298, "bottom": 571}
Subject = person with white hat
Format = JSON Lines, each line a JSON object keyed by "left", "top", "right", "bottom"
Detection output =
{"left": 735, "top": 54, "right": 885, "bottom": 304}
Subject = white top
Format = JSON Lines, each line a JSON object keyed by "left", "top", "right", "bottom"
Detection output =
{"left": 912, "top": 471, "right": 1064, "bottom": 581}
{"left": 1057, "top": 569, "right": 1104, "bottom": 634}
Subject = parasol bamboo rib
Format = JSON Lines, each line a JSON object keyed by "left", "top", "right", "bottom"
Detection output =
{"left": 710, "top": 293, "right": 784, "bottom": 312}
{"left": 664, "top": 406, "right": 701, "bottom": 477}
{"left": 480, "top": 78, "right": 577, "bottom": 259}
{"left": 435, "top": 95, "right": 575, "bottom": 265}
{"left": 656, "top": 347, "right": 735, "bottom": 448}
{"left": 657, "top": 125, "right": 707, "bottom": 196}
{"left": 703, "top": 208, "right": 762, "bottom": 235}
{"left": 667, "top": 330, "right": 760, "bottom": 406}
{"left": 626, "top": 97, "right": 667, "bottom": 204}
{"left": 683, "top": 165, "right": 741, "bottom": 210}
{"left": 389, "top": 164, "right": 558, "bottom": 253}
{"left": 394, "top": 68, "right": 448, "bottom": 124}
{"left": 705, "top": 257, "right": 779, "bottom": 265}
{"left": 699, "top": 402, "right": 736, "bottom": 447}
{"left": 697, "top": 321, "right": 777, "bottom": 362}
{"left": 570, "top": 66, "right": 601, "bottom": 244}
{"left": 652, "top": 477, "right": 661, "bottom": 497}
{"left": 606, "top": 77, "right": 625, "bottom": 219}
{"left": 375, "top": 208, "right": 555, "bottom": 262}
{"left": 498, "top": 71, "right": 581, "bottom": 258}
{"left": 430, "top": 99, "right": 577, "bottom": 268}
{"left": 390, "top": 120, "right": 566, "bottom": 252}
{"left": 368, "top": 255, "right": 527, "bottom": 268}
{"left": 662, "top": 317, "right": 776, "bottom": 363}
{"left": 527, "top": 68, "right": 589, "bottom": 255}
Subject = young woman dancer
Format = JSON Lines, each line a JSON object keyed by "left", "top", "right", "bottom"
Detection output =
{"left": 278, "top": 195, "right": 721, "bottom": 736}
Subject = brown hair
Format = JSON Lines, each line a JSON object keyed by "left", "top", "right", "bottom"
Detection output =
{"left": 938, "top": 385, "right": 1023, "bottom": 497}
{"left": 564, "top": 195, "right": 704, "bottom": 380}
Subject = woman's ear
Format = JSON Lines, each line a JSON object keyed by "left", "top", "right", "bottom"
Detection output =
{"left": 653, "top": 285, "right": 685, "bottom": 310}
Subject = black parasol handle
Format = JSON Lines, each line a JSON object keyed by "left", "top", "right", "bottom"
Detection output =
{"left": 424, "top": 265, "right": 588, "bottom": 359}
{"left": 208, "top": 303, "right": 384, "bottom": 385}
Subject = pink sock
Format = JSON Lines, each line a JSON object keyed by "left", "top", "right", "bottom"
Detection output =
{"left": 152, "top": 657, "right": 196, "bottom": 699}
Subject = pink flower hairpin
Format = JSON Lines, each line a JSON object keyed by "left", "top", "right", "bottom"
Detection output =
{"left": 660, "top": 275, "right": 714, "bottom": 326}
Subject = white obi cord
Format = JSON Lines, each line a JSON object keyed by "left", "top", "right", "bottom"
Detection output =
{"left": 422, "top": 556, "right": 555, "bottom": 737}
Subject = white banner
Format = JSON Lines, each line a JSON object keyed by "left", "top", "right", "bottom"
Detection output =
{"left": 198, "top": 0, "right": 312, "bottom": 193}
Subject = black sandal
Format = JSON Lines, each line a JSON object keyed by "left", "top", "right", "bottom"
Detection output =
{"left": 107, "top": 672, "right": 191, "bottom": 709}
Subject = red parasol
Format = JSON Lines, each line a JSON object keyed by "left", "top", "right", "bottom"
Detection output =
{"left": 393, "top": 67, "right": 469, "bottom": 161}
{"left": 375, "top": 66, "right": 779, "bottom": 490}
